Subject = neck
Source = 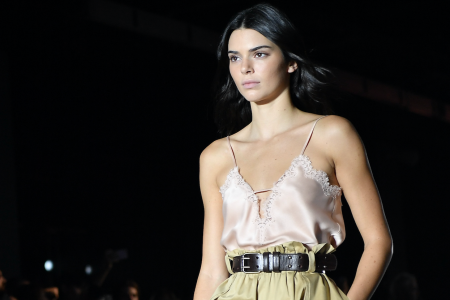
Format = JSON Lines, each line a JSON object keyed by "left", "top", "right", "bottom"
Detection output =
{"left": 247, "top": 87, "right": 300, "bottom": 140}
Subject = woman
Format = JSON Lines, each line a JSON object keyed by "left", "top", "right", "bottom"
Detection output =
{"left": 194, "top": 4, "right": 392, "bottom": 300}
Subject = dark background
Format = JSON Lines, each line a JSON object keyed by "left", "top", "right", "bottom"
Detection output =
{"left": 1, "top": 0, "right": 450, "bottom": 299}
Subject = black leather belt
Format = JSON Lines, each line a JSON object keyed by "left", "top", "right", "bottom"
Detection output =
{"left": 232, "top": 252, "right": 337, "bottom": 273}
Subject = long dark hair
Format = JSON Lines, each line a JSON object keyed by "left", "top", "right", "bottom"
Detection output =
{"left": 214, "top": 4, "right": 332, "bottom": 136}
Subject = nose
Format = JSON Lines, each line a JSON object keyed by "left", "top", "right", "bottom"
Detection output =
{"left": 240, "top": 58, "right": 254, "bottom": 75}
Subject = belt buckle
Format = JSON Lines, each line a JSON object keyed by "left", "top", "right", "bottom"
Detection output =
{"left": 241, "top": 253, "right": 261, "bottom": 274}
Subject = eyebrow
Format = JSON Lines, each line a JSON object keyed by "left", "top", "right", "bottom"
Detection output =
{"left": 228, "top": 45, "right": 272, "bottom": 54}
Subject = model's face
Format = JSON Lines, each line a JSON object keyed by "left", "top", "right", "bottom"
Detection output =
{"left": 228, "top": 28, "right": 296, "bottom": 103}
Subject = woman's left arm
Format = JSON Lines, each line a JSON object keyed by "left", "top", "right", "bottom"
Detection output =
{"left": 326, "top": 116, "right": 393, "bottom": 300}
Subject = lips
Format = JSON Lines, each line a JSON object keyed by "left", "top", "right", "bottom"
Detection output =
{"left": 242, "top": 80, "right": 260, "bottom": 89}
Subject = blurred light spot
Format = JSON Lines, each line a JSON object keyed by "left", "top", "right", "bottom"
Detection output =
{"left": 85, "top": 265, "right": 92, "bottom": 275}
{"left": 44, "top": 260, "right": 53, "bottom": 271}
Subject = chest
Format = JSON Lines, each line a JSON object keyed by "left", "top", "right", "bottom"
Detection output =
{"left": 233, "top": 139, "right": 305, "bottom": 191}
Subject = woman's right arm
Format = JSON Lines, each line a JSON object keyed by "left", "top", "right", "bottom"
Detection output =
{"left": 194, "top": 142, "right": 230, "bottom": 300}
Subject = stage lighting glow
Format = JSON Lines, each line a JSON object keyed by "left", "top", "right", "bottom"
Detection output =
{"left": 44, "top": 260, "right": 53, "bottom": 271}
{"left": 85, "top": 265, "right": 92, "bottom": 275}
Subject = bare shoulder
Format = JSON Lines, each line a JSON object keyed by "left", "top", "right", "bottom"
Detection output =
{"left": 312, "top": 115, "right": 357, "bottom": 141}
{"left": 317, "top": 115, "right": 356, "bottom": 136}
{"left": 200, "top": 137, "right": 232, "bottom": 173}
{"left": 314, "top": 115, "right": 363, "bottom": 155}
{"left": 199, "top": 137, "right": 233, "bottom": 197}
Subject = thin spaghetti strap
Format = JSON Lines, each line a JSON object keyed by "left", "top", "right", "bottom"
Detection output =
{"left": 300, "top": 115, "right": 328, "bottom": 155}
{"left": 226, "top": 136, "right": 237, "bottom": 167}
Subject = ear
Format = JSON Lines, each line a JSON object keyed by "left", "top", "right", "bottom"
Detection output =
{"left": 288, "top": 61, "right": 298, "bottom": 73}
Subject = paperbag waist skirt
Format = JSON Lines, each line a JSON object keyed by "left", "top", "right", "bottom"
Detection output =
{"left": 210, "top": 241, "right": 350, "bottom": 300}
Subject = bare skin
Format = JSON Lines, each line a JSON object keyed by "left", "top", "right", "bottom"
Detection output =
{"left": 194, "top": 28, "right": 392, "bottom": 300}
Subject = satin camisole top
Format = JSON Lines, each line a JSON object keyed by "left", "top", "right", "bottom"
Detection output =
{"left": 219, "top": 116, "right": 346, "bottom": 251}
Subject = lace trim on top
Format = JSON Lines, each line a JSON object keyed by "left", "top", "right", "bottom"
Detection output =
{"left": 219, "top": 154, "right": 342, "bottom": 245}
{"left": 219, "top": 167, "right": 236, "bottom": 197}
{"left": 297, "top": 155, "right": 342, "bottom": 201}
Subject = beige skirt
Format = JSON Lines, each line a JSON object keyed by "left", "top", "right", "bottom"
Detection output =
{"left": 211, "top": 241, "right": 350, "bottom": 300}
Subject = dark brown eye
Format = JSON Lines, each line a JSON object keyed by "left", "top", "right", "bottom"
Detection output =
{"left": 229, "top": 56, "right": 239, "bottom": 62}
{"left": 255, "top": 52, "right": 267, "bottom": 58}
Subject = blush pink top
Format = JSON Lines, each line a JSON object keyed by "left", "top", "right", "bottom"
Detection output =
{"left": 219, "top": 116, "right": 345, "bottom": 251}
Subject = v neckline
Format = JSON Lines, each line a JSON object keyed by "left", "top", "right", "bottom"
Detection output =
{"left": 224, "top": 116, "right": 330, "bottom": 195}
{"left": 226, "top": 153, "right": 308, "bottom": 223}
{"left": 219, "top": 153, "right": 341, "bottom": 194}
{"left": 219, "top": 153, "right": 342, "bottom": 224}
{"left": 233, "top": 152, "right": 305, "bottom": 195}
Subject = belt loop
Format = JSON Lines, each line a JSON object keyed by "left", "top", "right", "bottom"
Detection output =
{"left": 268, "top": 252, "right": 273, "bottom": 272}
{"left": 273, "top": 252, "right": 281, "bottom": 272}
{"left": 263, "top": 252, "right": 269, "bottom": 272}
{"left": 307, "top": 251, "right": 316, "bottom": 273}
